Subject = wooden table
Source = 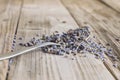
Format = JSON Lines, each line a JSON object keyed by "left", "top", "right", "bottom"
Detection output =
{"left": 0, "top": 0, "right": 120, "bottom": 80}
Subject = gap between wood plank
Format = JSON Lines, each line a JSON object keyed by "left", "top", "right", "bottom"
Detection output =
{"left": 14, "top": 0, "right": 24, "bottom": 35}
{"left": 99, "top": 0, "right": 120, "bottom": 13}
{"left": 5, "top": 0, "right": 24, "bottom": 80}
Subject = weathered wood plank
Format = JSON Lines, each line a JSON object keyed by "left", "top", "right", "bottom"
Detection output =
{"left": 0, "top": 0, "right": 23, "bottom": 80}
{"left": 101, "top": 0, "right": 120, "bottom": 13}
{"left": 7, "top": 0, "right": 116, "bottom": 80}
{"left": 61, "top": 0, "right": 120, "bottom": 79}
{"left": 7, "top": 0, "right": 78, "bottom": 79}
{"left": 0, "top": 0, "right": 8, "bottom": 13}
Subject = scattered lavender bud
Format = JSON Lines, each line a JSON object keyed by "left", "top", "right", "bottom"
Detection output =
{"left": 19, "top": 43, "right": 24, "bottom": 46}
{"left": 32, "top": 37, "right": 35, "bottom": 40}
{"left": 13, "top": 40, "right": 16, "bottom": 43}
{"left": 113, "top": 62, "right": 117, "bottom": 68}
{"left": 11, "top": 50, "right": 13, "bottom": 52}
{"left": 26, "top": 43, "right": 30, "bottom": 47}
{"left": 14, "top": 37, "right": 16, "bottom": 40}
{"left": 9, "top": 59, "right": 13, "bottom": 64}
{"left": 106, "top": 43, "right": 110, "bottom": 46}
{"left": 36, "top": 34, "right": 39, "bottom": 37}
{"left": 93, "top": 36, "right": 96, "bottom": 38}
{"left": 27, "top": 42, "right": 33, "bottom": 46}
{"left": 72, "top": 58, "right": 75, "bottom": 60}
{"left": 73, "top": 52, "right": 77, "bottom": 56}
{"left": 17, "top": 26, "right": 117, "bottom": 67}
{"left": 14, "top": 35, "right": 16, "bottom": 38}
{"left": 62, "top": 21, "right": 66, "bottom": 23}
{"left": 24, "top": 43, "right": 28, "bottom": 47}
{"left": 115, "top": 38, "right": 119, "bottom": 41}
{"left": 12, "top": 43, "right": 15, "bottom": 46}
{"left": 18, "top": 37, "right": 22, "bottom": 40}
{"left": 11, "top": 47, "right": 15, "bottom": 50}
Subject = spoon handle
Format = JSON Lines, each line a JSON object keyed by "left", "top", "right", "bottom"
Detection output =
{"left": 0, "top": 42, "right": 59, "bottom": 61}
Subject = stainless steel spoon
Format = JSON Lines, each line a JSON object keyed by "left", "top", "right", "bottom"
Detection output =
{"left": 0, "top": 42, "right": 60, "bottom": 61}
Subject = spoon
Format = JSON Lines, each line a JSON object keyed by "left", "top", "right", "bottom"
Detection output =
{"left": 0, "top": 42, "right": 60, "bottom": 61}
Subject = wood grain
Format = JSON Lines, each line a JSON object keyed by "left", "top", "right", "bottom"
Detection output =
{"left": 101, "top": 0, "right": 120, "bottom": 13}
{"left": 0, "top": 0, "right": 8, "bottom": 13}
{"left": 7, "top": 0, "right": 117, "bottom": 80}
{"left": 0, "top": 0, "right": 23, "bottom": 80}
{"left": 0, "top": 0, "right": 120, "bottom": 80}
{"left": 61, "top": 0, "right": 120, "bottom": 79}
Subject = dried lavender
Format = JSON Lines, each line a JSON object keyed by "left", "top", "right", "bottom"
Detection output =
{"left": 19, "top": 26, "right": 118, "bottom": 67}
{"left": 18, "top": 37, "right": 22, "bottom": 40}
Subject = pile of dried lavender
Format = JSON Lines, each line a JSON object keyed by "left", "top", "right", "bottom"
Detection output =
{"left": 19, "top": 26, "right": 118, "bottom": 67}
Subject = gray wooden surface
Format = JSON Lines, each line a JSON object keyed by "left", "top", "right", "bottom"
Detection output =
{"left": 0, "top": 0, "right": 120, "bottom": 80}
